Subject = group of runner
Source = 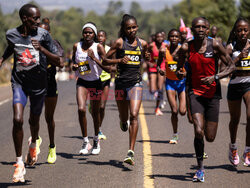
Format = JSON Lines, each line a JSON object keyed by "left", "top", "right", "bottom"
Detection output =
{"left": 0, "top": 3, "right": 249, "bottom": 184}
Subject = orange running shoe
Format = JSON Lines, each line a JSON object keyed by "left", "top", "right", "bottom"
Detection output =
{"left": 13, "top": 163, "right": 26, "bottom": 183}
{"left": 155, "top": 107, "right": 163, "bottom": 116}
{"left": 26, "top": 147, "right": 38, "bottom": 166}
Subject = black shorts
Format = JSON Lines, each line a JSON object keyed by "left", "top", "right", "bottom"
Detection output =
{"left": 189, "top": 93, "right": 220, "bottom": 122}
{"left": 76, "top": 78, "right": 102, "bottom": 99}
{"left": 227, "top": 82, "right": 250, "bottom": 101}
{"left": 46, "top": 77, "right": 58, "bottom": 97}
{"left": 101, "top": 79, "right": 111, "bottom": 90}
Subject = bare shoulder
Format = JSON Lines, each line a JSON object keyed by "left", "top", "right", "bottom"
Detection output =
{"left": 138, "top": 38, "right": 148, "bottom": 47}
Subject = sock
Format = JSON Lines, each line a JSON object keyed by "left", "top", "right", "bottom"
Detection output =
{"left": 230, "top": 143, "right": 237, "bottom": 149}
{"left": 194, "top": 137, "right": 204, "bottom": 170}
{"left": 245, "top": 146, "right": 250, "bottom": 153}
{"left": 16, "top": 156, "right": 23, "bottom": 165}
{"left": 83, "top": 136, "right": 89, "bottom": 143}
{"left": 49, "top": 144, "right": 55, "bottom": 148}
{"left": 173, "top": 133, "right": 178, "bottom": 137}
{"left": 30, "top": 142, "right": 36, "bottom": 149}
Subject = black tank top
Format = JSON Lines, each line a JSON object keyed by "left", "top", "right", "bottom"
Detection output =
{"left": 116, "top": 37, "right": 143, "bottom": 88}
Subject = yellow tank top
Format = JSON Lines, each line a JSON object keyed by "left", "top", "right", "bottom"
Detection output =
{"left": 100, "top": 45, "right": 111, "bottom": 82}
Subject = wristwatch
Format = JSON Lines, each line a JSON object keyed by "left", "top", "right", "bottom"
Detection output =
{"left": 214, "top": 74, "right": 219, "bottom": 81}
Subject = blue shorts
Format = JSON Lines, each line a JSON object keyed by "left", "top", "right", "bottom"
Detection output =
{"left": 12, "top": 84, "right": 45, "bottom": 115}
{"left": 165, "top": 78, "right": 186, "bottom": 94}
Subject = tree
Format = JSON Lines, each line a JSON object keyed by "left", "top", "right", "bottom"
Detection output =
{"left": 239, "top": 0, "right": 250, "bottom": 21}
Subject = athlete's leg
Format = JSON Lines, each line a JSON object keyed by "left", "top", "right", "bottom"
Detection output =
{"left": 149, "top": 73, "right": 157, "bottom": 94}
{"left": 12, "top": 86, "right": 27, "bottom": 158}
{"left": 90, "top": 97, "right": 101, "bottom": 136}
{"left": 193, "top": 113, "right": 205, "bottom": 170}
{"left": 166, "top": 89, "right": 178, "bottom": 134}
{"left": 228, "top": 99, "right": 241, "bottom": 144}
{"left": 76, "top": 86, "right": 89, "bottom": 137}
{"left": 243, "top": 91, "right": 250, "bottom": 147}
{"left": 100, "top": 85, "right": 109, "bottom": 128}
{"left": 178, "top": 90, "right": 186, "bottom": 116}
{"left": 156, "top": 72, "right": 165, "bottom": 109}
{"left": 45, "top": 96, "right": 58, "bottom": 147}
{"left": 115, "top": 89, "right": 129, "bottom": 124}
{"left": 128, "top": 86, "right": 142, "bottom": 151}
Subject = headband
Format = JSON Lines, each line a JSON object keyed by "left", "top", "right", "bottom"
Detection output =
{"left": 82, "top": 23, "right": 97, "bottom": 36}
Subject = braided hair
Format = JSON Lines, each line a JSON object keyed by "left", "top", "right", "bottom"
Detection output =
{"left": 119, "top": 14, "right": 137, "bottom": 39}
{"left": 227, "top": 17, "right": 249, "bottom": 45}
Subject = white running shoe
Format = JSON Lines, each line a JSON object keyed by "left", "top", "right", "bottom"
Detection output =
{"left": 79, "top": 141, "right": 92, "bottom": 155}
{"left": 91, "top": 140, "right": 100, "bottom": 155}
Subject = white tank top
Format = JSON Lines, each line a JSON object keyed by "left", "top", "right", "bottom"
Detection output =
{"left": 75, "top": 42, "right": 102, "bottom": 81}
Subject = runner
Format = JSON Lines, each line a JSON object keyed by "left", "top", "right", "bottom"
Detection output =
{"left": 226, "top": 17, "right": 250, "bottom": 167}
{"left": 72, "top": 22, "right": 108, "bottom": 155}
{"left": 39, "top": 21, "right": 64, "bottom": 164}
{"left": 103, "top": 14, "right": 150, "bottom": 165}
{"left": 176, "top": 17, "right": 234, "bottom": 182}
{"left": 148, "top": 31, "right": 166, "bottom": 115}
{"left": 180, "top": 27, "right": 188, "bottom": 44}
{"left": 96, "top": 30, "right": 115, "bottom": 140}
{"left": 0, "top": 4, "right": 62, "bottom": 182}
{"left": 158, "top": 29, "right": 186, "bottom": 144}
{"left": 210, "top": 26, "right": 222, "bottom": 43}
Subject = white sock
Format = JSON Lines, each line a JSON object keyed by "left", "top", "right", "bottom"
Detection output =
{"left": 16, "top": 156, "right": 23, "bottom": 165}
{"left": 244, "top": 146, "right": 250, "bottom": 153}
{"left": 83, "top": 137, "right": 89, "bottom": 143}
{"left": 93, "top": 135, "right": 99, "bottom": 141}
{"left": 30, "top": 142, "right": 36, "bottom": 149}
{"left": 173, "top": 133, "right": 178, "bottom": 137}
{"left": 230, "top": 143, "right": 237, "bottom": 149}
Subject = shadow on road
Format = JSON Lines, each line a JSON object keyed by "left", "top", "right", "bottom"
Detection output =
{"left": 63, "top": 136, "right": 93, "bottom": 140}
{"left": 190, "top": 164, "right": 237, "bottom": 172}
{"left": 152, "top": 153, "right": 195, "bottom": 158}
{"left": 57, "top": 152, "right": 87, "bottom": 160}
{"left": 0, "top": 161, "right": 15, "bottom": 166}
{"left": 0, "top": 180, "right": 32, "bottom": 187}
{"left": 148, "top": 173, "right": 193, "bottom": 182}
{"left": 137, "top": 140, "right": 170, "bottom": 144}
{"left": 81, "top": 160, "right": 132, "bottom": 171}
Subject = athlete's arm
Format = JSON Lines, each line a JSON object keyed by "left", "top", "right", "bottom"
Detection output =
{"left": 157, "top": 47, "right": 166, "bottom": 76}
{"left": 103, "top": 38, "right": 130, "bottom": 65}
{"left": 140, "top": 39, "right": 150, "bottom": 62}
{"left": 0, "top": 45, "right": 14, "bottom": 68}
{"left": 31, "top": 38, "right": 61, "bottom": 67}
{"left": 175, "top": 42, "right": 188, "bottom": 79}
{"left": 201, "top": 40, "right": 235, "bottom": 85}
{"left": 71, "top": 43, "right": 78, "bottom": 71}
{"left": 88, "top": 43, "right": 111, "bottom": 73}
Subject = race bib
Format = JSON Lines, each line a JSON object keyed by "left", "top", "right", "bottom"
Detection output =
{"left": 236, "top": 56, "right": 250, "bottom": 70}
{"left": 79, "top": 61, "right": 91, "bottom": 75}
{"left": 125, "top": 50, "right": 141, "bottom": 65}
{"left": 168, "top": 61, "right": 177, "bottom": 72}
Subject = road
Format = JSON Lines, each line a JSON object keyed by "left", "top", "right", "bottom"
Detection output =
{"left": 0, "top": 80, "right": 249, "bottom": 188}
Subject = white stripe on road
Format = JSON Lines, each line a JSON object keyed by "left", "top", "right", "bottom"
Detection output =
{"left": 0, "top": 98, "right": 12, "bottom": 106}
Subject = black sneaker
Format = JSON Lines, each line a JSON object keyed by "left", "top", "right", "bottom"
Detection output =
{"left": 120, "top": 121, "right": 129, "bottom": 132}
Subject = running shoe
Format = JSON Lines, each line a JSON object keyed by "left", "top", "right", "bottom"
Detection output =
{"left": 13, "top": 163, "right": 26, "bottom": 183}
{"left": 28, "top": 136, "right": 42, "bottom": 155}
{"left": 79, "top": 141, "right": 92, "bottom": 155}
{"left": 155, "top": 108, "right": 163, "bottom": 116}
{"left": 203, "top": 152, "right": 208, "bottom": 159}
{"left": 120, "top": 120, "right": 129, "bottom": 132}
{"left": 91, "top": 140, "right": 100, "bottom": 155}
{"left": 47, "top": 146, "right": 57, "bottom": 164}
{"left": 192, "top": 169, "right": 204, "bottom": 182}
{"left": 169, "top": 135, "right": 178, "bottom": 144}
{"left": 124, "top": 150, "right": 135, "bottom": 165}
{"left": 243, "top": 151, "right": 250, "bottom": 167}
{"left": 25, "top": 147, "right": 38, "bottom": 166}
{"left": 98, "top": 131, "right": 107, "bottom": 140}
{"left": 228, "top": 145, "right": 240, "bottom": 166}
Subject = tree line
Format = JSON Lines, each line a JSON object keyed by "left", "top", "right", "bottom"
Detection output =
{"left": 0, "top": 0, "right": 249, "bottom": 56}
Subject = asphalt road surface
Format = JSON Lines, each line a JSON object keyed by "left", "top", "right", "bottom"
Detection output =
{"left": 0, "top": 80, "right": 249, "bottom": 188}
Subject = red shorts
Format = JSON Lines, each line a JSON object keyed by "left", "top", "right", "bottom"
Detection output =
{"left": 148, "top": 62, "right": 165, "bottom": 73}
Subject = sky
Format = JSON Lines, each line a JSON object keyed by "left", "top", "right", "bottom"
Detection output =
{"left": 0, "top": 0, "right": 183, "bottom": 15}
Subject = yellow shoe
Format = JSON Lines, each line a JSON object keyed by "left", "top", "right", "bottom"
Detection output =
{"left": 47, "top": 146, "right": 57, "bottom": 164}
{"left": 98, "top": 131, "right": 107, "bottom": 140}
